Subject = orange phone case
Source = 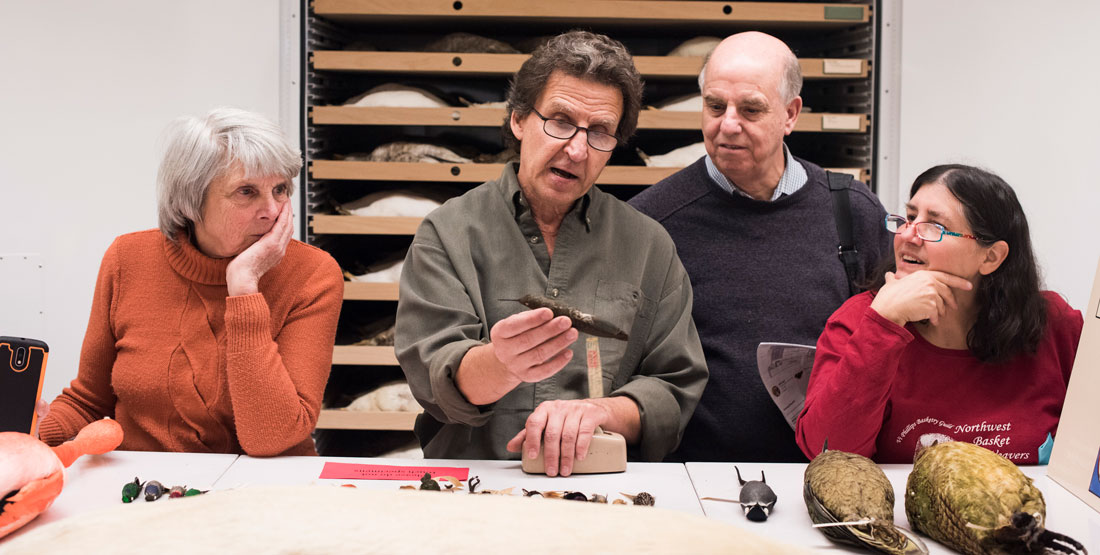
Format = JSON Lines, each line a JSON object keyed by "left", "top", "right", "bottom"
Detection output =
{"left": 0, "top": 336, "right": 48, "bottom": 435}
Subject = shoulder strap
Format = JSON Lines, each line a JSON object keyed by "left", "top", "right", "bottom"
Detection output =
{"left": 826, "top": 171, "right": 860, "bottom": 296}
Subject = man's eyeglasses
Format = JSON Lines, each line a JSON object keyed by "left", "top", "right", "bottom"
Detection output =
{"left": 531, "top": 109, "right": 619, "bottom": 152}
{"left": 884, "top": 215, "right": 980, "bottom": 243}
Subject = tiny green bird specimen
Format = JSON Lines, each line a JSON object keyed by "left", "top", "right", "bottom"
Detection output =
{"left": 121, "top": 477, "right": 143, "bottom": 504}
{"left": 804, "top": 443, "right": 927, "bottom": 555}
{"left": 905, "top": 441, "right": 1086, "bottom": 555}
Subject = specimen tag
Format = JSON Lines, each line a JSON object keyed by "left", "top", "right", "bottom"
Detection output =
{"left": 586, "top": 336, "right": 603, "bottom": 398}
{"left": 319, "top": 463, "right": 469, "bottom": 481}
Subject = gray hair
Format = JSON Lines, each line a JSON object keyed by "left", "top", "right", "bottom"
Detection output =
{"left": 156, "top": 107, "right": 302, "bottom": 240}
{"left": 503, "top": 30, "right": 643, "bottom": 149}
{"left": 698, "top": 48, "right": 803, "bottom": 104}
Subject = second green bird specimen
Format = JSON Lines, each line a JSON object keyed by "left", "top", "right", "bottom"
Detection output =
{"left": 905, "top": 441, "right": 1086, "bottom": 555}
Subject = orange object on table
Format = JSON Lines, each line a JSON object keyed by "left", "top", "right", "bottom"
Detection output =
{"left": 0, "top": 419, "right": 124, "bottom": 539}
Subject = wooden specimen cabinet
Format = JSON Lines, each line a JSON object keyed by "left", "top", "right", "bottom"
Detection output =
{"left": 303, "top": 0, "right": 878, "bottom": 454}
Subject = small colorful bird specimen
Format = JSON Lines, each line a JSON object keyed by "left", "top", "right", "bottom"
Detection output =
{"left": 121, "top": 477, "right": 143, "bottom": 504}
{"left": 143, "top": 480, "right": 168, "bottom": 502}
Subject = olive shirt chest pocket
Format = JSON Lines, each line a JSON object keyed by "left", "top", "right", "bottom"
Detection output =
{"left": 594, "top": 279, "right": 655, "bottom": 388}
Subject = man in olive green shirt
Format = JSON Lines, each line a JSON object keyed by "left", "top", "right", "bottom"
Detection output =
{"left": 395, "top": 31, "right": 707, "bottom": 475}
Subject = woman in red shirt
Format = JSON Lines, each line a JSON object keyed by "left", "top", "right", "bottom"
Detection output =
{"left": 796, "top": 164, "right": 1082, "bottom": 464}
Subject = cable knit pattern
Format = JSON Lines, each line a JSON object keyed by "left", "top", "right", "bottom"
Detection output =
{"left": 39, "top": 229, "right": 343, "bottom": 456}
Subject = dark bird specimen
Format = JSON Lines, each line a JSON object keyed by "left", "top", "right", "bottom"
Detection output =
{"left": 804, "top": 443, "right": 928, "bottom": 555}
{"left": 418, "top": 472, "right": 441, "bottom": 491}
{"left": 143, "top": 480, "right": 168, "bottom": 502}
{"left": 513, "top": 295, "right": 629, "bottom": 341}
{"left": 906, "top": 441, "right": 1087, "bottom": 555}
{"left": 735, "top": 466, "right": 777, "bottom": 522}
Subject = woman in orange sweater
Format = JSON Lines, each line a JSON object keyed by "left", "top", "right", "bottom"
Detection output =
{"left": 38, "top": 108, "right": 343, "bottom": 456}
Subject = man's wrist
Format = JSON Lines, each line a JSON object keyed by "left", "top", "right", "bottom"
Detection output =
{"left": 456, "top": 343, "right": 520, "bottom": 405}
{"left": 589, "top": 396, "right": 641, "bottom": 443}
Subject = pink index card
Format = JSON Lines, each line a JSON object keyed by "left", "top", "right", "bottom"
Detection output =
{"left": 319, "top": 462, "right": 470, "bottom": 481}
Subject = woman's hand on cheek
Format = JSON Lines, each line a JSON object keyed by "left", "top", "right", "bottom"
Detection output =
{"left": 226, "top": 202, "right": 294, "bottom": 296}
{"left": 870, "top": 270, "right": 973, "bottom": 327}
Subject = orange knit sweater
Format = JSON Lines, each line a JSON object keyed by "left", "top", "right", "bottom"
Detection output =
{"left": 39, "top": 230, "right": 343, "bottom": 456}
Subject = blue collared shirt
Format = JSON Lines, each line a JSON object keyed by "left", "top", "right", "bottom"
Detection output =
{"left": 705, "top": 143, "right": 808, "bottom": 201}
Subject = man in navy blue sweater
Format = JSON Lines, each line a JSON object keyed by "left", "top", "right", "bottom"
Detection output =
{"left": 630, "top": 32, "right": 892, "bottom": 462}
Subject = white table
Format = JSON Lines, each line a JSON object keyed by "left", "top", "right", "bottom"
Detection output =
{"left": 213, "top": 455, "right": 705, "bottom": 516}
{"left": 4, "top": 451, "right": 239, "bottom": 544}
{"left": 7, "top": 453, "right": 1099, "bottom": 552}
{"left": 687, "top": 462, "right": 1100, "bottom": 553}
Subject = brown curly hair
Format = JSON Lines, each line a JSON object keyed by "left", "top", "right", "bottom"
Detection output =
{"left": 502, "top": 30, "right": 643, "bottom": 150}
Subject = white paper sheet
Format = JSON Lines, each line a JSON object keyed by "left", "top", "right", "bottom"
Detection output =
{"left": 756, "top": 342, "right": 816, "bottom": 430}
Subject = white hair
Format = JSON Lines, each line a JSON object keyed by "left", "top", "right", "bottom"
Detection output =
{"left": 156, "top": 107, "right": 302, "bottom": 240}
{"left": 697, "top": 48, "right": 803, "bottom": 104}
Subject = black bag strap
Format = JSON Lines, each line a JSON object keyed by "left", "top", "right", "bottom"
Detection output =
{"left": 827, "top": 171, "right": 860, "bottom": 296}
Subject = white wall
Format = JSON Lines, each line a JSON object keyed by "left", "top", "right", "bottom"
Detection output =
{"left": 897, "top": 0, "right": 1100, "bottom": 310}
{"left": 0, "top": 1, "right": 284, "bottom": 399}
{"left": 4, "top": 1, "right": 1097, "bottom": 400}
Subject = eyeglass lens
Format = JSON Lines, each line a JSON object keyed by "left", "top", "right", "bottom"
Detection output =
{"left": 885, "top": 216, "right": 942, "bottom": 241}
{"left": 542, "top": 118, "right": 618, "bottom": 151}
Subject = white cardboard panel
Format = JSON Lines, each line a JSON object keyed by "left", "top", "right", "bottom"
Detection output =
{"left": 1049, "top": 256, "right": 1100, "bottom": 513}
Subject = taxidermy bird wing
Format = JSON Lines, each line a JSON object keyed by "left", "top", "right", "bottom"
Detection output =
{"left": 804, "top": 480, "right": 928, "bottom": 555}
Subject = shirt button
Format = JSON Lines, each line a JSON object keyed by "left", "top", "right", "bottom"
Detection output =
{"left": 551, "top": 288, "right": 559, "bottom": 297}
{"left": 529, "top": 236, "right": 539, "bottom": 244}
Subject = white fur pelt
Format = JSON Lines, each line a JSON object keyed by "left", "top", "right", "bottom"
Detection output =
{"left": 652, "top": 93, "right": 702, "bottom": 112}
{"left": 637, "top": 142, "right": 706, "bottom": 168}
{"left": 465, "top": 100, "right": 507, "bottom": 109}
{"left": 338, "top": 190, "right": 444, "bottom": 218}
{"left": 345, "top": 260, "right": 403, "bottom": 283}
{"left": 344, "top": 83, "right": 450, "bottom": 108}
{"left": 668, "top": 36, "right": 722, "bottom": 57}
{"left": 343, "top": 381, "right": 420, "bottom": 412}
{"left": 3, "top": 486, "right": 805, "bottom": 554}
{"left": 361, "top": 142, "right": 473, "bottom": 164}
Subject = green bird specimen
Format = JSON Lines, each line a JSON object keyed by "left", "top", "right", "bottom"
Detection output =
{"left": 121, "top": 477, "right": 143, "bottom": 504}
{"left": 804, "top": 443, "right": 928, "bottom": 555}
{"left": 905, "top": 441, "right": 1086, "bottom": 555}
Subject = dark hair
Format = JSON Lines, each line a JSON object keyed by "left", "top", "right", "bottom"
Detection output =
{"left": 872, "top": 164, "right": 1047, "bottom": 363}
{"left": 502, "top": 30, "right": 643, "bottom": 150}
